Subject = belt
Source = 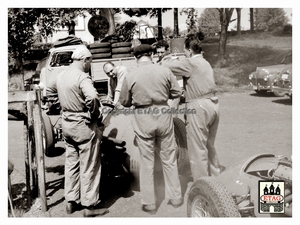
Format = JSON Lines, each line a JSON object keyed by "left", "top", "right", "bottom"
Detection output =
{"left": 186, "top": 92, "right": 216, "bottom": 103}
{"left": 135, "top": 101, "right": 168, "bottom": 108}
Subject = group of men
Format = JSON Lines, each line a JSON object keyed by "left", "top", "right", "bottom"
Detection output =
{"left": 46, "top": 33, "right": 224, "bottom": 216}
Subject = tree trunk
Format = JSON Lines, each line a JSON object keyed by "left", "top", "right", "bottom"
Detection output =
{"left": 157, "top": 8, "right": 163, "bottom": 40}
{"left": 67, "top": 20, "right": 76, "bottom": 36}
{"left": 216, "top": 8, "right": 234, "bottom": 67}
{"left": 236, "top": 8, "right": 241, "bottom": 37}
{"left": 173, "top": 8, "right": 179, "bottom": 37}
{"left": 250, "top": 8, "right": 254, "bottom": 32}
{"left": 100, "top": 8, "right": 115, "bottom": 35}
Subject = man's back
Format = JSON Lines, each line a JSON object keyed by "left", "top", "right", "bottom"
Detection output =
{"left": 121, "top": 61, "right": 181, "bottom": 107}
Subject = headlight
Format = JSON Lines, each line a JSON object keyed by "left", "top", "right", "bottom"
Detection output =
{"left": 249, "top": 73, "right": 254, "bottom": 80}
{"left": 264, "top": 75, "right": 268, "bottom": 81}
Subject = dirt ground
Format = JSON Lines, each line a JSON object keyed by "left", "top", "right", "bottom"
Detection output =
{"left": 7, "top": 89, "right": 292, "bottom": 218}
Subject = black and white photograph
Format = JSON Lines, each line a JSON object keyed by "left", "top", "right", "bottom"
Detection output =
{"left": 5, "top": 0, "right": 297, "bottom": 222}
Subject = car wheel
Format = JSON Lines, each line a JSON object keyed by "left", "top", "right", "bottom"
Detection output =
{"left": 173, "top": 118, "right": 189, "bottom": 175}
{"left": 41, "top": 111, "right": 55, "bottom": 157}
{"left": 273, "top": 90, "right": 286, "bottom": 97}
{"left": 255, "top": 90, "right": 268, "bottom": 95}
{"left": 187, "top": 177, "right": 240, "bottom": 217}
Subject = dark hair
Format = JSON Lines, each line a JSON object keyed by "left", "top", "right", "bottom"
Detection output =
{"left": 103, "top": 61, "right": 115, "bottom": 70}
{"left": 184, "top": 32, "right": 204, "bottom": 54}
{"left": 135, "top": 52, "right": 152, "bottom": 59}
{"left": 156, "top": 40, "right": 169, "bottom": 50}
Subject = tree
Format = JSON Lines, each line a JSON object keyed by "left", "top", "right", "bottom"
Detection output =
{"left": 173, "top": 8, "right": 179, "bottom": 37}
{"left": 198, "top": 8, "right": 220, "bottom": 36}
{"left": 163, "top": 26, "right": 173, "bottom": 38}
{"left": 121, "top": 8, "right": 172, "bottom": 40}
{"left": 254, "top": 8, "right": 288, "bottom": 31}
{"left": 250, "top": 8, "right": 254, "bottom": 32}
{"left": 180, "top": 8, "right": 198, "bottom": 34}
{"left": 236, "top": 8, "right": 242, "bottom": 37}
{"left": 216, "top": 8, "right": 234, "bottom": 67}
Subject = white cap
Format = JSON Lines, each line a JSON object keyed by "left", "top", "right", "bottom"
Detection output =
{"left": 71, "top": 45, "right": 92, "bottom": 60}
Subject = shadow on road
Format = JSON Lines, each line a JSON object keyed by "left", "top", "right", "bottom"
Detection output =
{"left": 272, "top": 98, "right": 292, "bottom": 106}
{"left": 249, "top": 92, "right": 276, "bottom": 98}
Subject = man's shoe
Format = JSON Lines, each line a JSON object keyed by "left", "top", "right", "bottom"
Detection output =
{"left": 83, "top": 208, "right": 109, "bottom": 217}
{"left": 142, "top": 204, "right": 157, "bottom": 214}
{"left": 169, "top": 198, "right": 183, "bottom": 208}
{"left": 66, "top": 201, "right": 81, "bottom": 214}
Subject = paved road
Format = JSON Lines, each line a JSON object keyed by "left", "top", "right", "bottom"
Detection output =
{"left": 8, "top": 90, "right": 292, "bottom": 217}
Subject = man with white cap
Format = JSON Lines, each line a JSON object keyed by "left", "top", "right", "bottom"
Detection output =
{"left": 46, "top": 45, "right": 108, "bottom": 216}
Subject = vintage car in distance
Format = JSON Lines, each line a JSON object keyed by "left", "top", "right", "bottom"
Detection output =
{"left": 272, "top": 65, "right": 292, "bottom": 99}
{"left": 248, "top": 53, "right": 292, "bottom": 96}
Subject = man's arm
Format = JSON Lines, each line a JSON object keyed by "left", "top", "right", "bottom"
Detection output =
{"left": 119, "top": 76, "right": 132, "bottom": 107}
{"left": 80, "top": 76, "right": 101, "bottom": 122}
{"left": 107, "top": 78, "right": 114, "bottom": 101}
{"left": 168, "top": 70, "right": 182, "bottom": 99}
{"left": 114, "top": 66, "right": 128, "bottom": 104}
{"left": 161, "top": 55, "right": 191, "bottom": 77}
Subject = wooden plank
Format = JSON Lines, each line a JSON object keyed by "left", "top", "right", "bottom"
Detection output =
{"left": 8, "top": 91, "right": 36, "bottom": 103}
{"left": 23, "top": 103, "right": 32, "bottom": 207}
{"left": 33, "top": 102, "right": 47, "bottom": 212}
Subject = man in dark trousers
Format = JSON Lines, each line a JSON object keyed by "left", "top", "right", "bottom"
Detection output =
{"left": 119, "top": 44, "right": 183, "bottom": 213}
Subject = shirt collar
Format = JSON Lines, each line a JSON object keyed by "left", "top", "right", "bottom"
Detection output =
{"left": 192, "top": 54, "right": 203, "bottom": 58}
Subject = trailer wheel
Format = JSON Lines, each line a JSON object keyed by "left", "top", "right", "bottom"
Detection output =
{"left": 92, "top": 53, "right": 112, "bottom": 59}
{"left": 111, "top": 42, "right": 132, "bottom": 48}
{"left": 112, "top": 47, "right": 132, "bottom": 54}
{"left": 187, "top": 177, "right": 240, "bottom": 217}
{"left": 89, "top": 42, "right": 111, "bottom": 49}
{"left": 173, "top": 118, "right": 189, "bottom": 174}
{"left": 90, "top": 48, "right": 111, "bottom": 54}
{"left": 112, "top": 53, "right": 132, "bottom": 59}
{"left": 41, "top": 111, "right": 55, "bottom": 157}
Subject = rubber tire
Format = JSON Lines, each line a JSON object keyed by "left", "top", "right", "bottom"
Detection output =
{"left": 92, "top": 53, "right": 112, "bottom": 59}
{"left": 111, "top": 42, "right": 132, "bottom": 48}
{"left": 112, "top": 47, "right": 132, "bottom": 54}
{"left": 89, "top": 42, "right": 111, "bottom": 49}
{"left": 41, "top": 111, "right": 55, "bottom": 157}
{"left": 112, "top": 53, "right": 132, "bottom": 59}
{"left": 187, "top": 177, "right": 241, "bottom": 217}
{"left": 273, "top": 90, "right": 287, "bottom": 97}
{"left": 173, "top": 118, "right": 189, "bottom": 174}
{"left": 90, "top": 48, "right": 111, "bottom": 54}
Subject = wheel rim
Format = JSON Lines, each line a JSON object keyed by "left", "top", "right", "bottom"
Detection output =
{"left": 191, "top": 195, "right": 213, "bottom": 217}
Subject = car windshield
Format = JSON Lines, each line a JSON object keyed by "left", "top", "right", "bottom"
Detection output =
{"left": 50, "top": 51, "right": 73, "bottom": 67}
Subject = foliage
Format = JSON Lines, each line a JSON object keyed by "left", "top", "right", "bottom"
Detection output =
{"left": 198, "top": 8, "right": 220, "bottom": 36}
{"left": 180, "top": 8, "right": 199, "bottom": 34}
{"left": 163, "top": 26, "right": 173, "bottom": 38}
{"left": 120, "top": 8, "right": 171, "bottom": 18}
{"left": 115, "top": 20, "right": 137, "bottom": 42}
{"left": 254, "top": 8, "right": 289, "bottom": 31}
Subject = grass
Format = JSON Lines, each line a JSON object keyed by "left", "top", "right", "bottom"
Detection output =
{"left": 201, "top": 32, "right": 292, "bottom": 92}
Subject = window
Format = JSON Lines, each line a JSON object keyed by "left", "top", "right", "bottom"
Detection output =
{"left": 50, "top": 51, "right": 73, "bottom": 67}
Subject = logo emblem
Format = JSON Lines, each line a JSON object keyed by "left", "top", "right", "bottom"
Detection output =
{"left": 259, "top": 181, "right": 285, "bottom": 214}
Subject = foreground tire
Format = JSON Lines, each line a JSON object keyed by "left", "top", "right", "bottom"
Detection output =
{"left": 173, "top": 118, "right": 189, "bottom": 174}
{"left": 41, "top": 111, "right": 55, "bottom": 157}
{"left": 187, "top": 177, "right": 240, "bottom": 217}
